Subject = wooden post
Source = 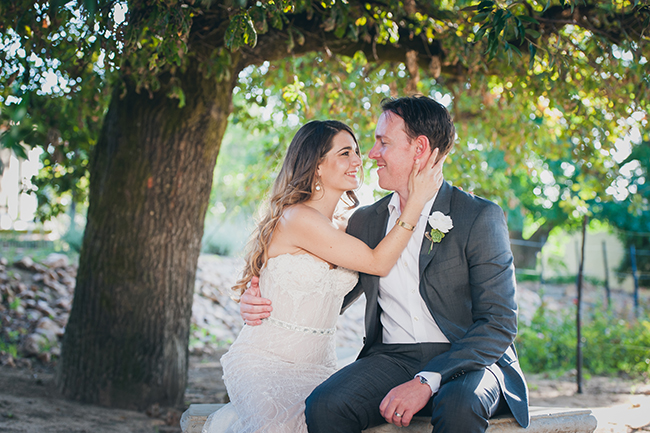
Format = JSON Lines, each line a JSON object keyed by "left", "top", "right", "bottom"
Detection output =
{"left": 602, "top": 241, "right": 611, "bottom": 309}
{"left": 631, "top": 245, "right": 640, "bottom": 318}
{"left": 576, "top": 216, "right": 588, "bottom": 394}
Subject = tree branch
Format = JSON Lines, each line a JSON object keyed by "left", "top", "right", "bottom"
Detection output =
{"left": 240, "top": 11, "right": 458, "bottom": 79}
{"left": 187, "top": 1, "right": 648, "bottom": 86}
{"left": 538, "top": 4, "right": 650, "bottom": 45}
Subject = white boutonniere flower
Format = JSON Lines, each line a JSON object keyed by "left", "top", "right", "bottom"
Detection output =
{"left": 425, "top": 212, "right": 453, "bottom": 252}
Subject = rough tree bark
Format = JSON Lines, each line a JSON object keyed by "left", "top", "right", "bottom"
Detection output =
{"left": 57, "top": 57, "right": 240, "bottom": 409}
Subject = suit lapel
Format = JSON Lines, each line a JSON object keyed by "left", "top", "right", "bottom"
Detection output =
{"left": 360, "top": 195, "right": 392, "bottom": 349}
{"left": 419, "top": 181, "right": 453, "bottom": 277}
{"left": 369, "top": 195, "right": 391, "bottom": 248}
{"left": 364, "top": 194, "right": 392, "bottom": 298}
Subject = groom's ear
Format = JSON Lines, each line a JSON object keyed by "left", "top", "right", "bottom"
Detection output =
{"left": 413, "top": 135, "right": 431, "bottom": 159}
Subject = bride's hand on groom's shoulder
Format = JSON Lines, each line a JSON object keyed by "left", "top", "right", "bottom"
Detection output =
{"left": 333, "top": 213, "right": 350, "bottom": 232}
{"left": 240, "top": 276, "right": 272, "bottom": 326}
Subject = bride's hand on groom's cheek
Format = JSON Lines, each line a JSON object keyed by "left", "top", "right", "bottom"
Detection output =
{"left": 240, "top": 276, "right": 273, "bottom": 326}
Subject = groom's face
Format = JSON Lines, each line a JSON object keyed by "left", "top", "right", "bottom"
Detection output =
{"left": 369, "top": 111, "right": 418, "bottom": 197}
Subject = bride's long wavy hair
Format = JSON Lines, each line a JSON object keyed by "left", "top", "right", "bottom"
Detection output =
{"left": 232, "top": 120, "right": 361, "bottom": 297}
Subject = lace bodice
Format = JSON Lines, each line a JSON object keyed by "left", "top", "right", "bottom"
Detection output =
{"left": 196, "top": 253, "right": 358, "bottom": 433}
{"left": 260, "top": 253, "right": 358, "bottom": 331}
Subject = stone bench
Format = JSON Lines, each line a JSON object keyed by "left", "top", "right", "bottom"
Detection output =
{"left": 181, "top": 404, "right": 598, "bottom": 433}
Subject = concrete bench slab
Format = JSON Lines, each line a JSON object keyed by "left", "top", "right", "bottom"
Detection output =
{"left": 181, "top": 404, "right": 597, "bottom": 433}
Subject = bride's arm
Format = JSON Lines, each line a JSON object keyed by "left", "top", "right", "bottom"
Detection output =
{"left": 286, "top": 150, "right": 443, "bottom": 276}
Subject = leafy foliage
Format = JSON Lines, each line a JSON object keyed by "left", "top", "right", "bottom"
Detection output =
{"left": 517, "top": 304, "right": 650, "bottom": 378}
{"left": 0, "top": 0, "right": 112, "bottom": 219}
{"left": 1, "top": 0, "right": 649, "bottom": 235}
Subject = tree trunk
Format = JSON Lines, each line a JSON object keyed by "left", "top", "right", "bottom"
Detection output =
{"left": 57, "top": 60, "right": 238, "bottom": 409}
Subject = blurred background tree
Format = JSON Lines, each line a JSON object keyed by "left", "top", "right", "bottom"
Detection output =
{"left": 595, "top": 141, "right": 650, "bottom": 285}
{"left": 1, "top": 0, "right": 648, "bottom": 410}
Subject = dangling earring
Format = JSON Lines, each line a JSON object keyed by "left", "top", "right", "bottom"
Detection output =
{"left": 315, "top": 181, "right": 322, "bottom": 191}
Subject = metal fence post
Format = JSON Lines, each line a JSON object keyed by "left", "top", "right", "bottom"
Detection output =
{"left": 630, "top": 245, "right": 639, "bottom": 318}
{"left": 576, "top": 216, "right": 588, "bottom": 394}
{"left": 602, "top": 240, "right": 611, "bottom": 309}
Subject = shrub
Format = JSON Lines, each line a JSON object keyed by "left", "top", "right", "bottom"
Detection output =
{"left": 517, "top": 305, "right": 650, "bottom": 379}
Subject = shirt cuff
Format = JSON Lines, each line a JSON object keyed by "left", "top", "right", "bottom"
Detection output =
{"left": 415, "top": 371, "right": 442, "bottom": 396}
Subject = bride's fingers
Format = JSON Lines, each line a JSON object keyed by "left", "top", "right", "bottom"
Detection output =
{"left": 427, "top": 148, "right": 440, "bottom": 171}
{"left": 412, "top": 157, "right": 421, "bottom": 174}
{"left": 427, "top": 149, "right": 442, "bottom": 175}
{"left": 406, "top": 158, "right": 421, "bottom": 189}
{"left": 414, "top": 148, "right": 436, "bottom": 175}
{"left": 415, "top": 148, "right": 439, "bottom": 179}
{"left": 428, "top": 150, "right": 444, "bottom": 185}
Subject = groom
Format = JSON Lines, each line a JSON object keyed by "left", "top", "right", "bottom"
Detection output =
{"left": 241, "top": 95, "right": 529, "bottom": 432}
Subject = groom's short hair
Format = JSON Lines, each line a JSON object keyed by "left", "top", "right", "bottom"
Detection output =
{"left": 381, "top": 96, "right": 456, "bottom": 156}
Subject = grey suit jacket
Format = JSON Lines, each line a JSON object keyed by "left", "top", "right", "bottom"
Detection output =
{"left": 342, "top": 181, "right": 530, "bottom": 428}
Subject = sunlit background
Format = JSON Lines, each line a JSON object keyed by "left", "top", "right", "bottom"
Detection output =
{"left": 0, "top": 1, "right": 647, "bottom": 295}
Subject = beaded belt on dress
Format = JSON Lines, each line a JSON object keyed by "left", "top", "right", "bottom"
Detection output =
{"left": 262, "top": 316, "right": 335, "bottom": 335}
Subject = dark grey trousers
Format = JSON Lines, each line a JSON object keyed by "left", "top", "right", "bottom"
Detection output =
{"left": 305, "top": 343, "right": 507, "bottom": 433}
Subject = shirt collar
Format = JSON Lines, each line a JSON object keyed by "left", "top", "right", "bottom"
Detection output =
{"left": 388, "top": 191, "right": 438, "bottom": 217}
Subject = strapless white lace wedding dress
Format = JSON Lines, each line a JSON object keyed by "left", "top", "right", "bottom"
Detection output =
{"left": 201, "top": 253, "right": 358, "bottom": 433}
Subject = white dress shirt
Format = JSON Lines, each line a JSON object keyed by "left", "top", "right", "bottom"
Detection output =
{"left": 379, "top": 192, "right": 448, "bottom": 394}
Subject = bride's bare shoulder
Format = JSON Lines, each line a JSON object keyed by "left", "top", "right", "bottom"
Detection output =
{"left": 279, "top": 204, "right": 329, "bottom": 232}
{"left": 282, "top": 203, "right": 321, "bottom": 221}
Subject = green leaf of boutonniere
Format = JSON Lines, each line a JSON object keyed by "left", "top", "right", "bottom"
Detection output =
{"left": 430, "top": 229, "right": 444, "bottom": 243}
{"left": 425, "top": 229, "right": 445, "bottom": 253}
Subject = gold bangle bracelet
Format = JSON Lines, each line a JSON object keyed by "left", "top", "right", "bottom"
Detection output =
{"left": 396, "top": 218, "right": 416, "bottom": 231}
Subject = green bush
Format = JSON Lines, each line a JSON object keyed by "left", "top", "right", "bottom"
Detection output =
{"left": 517, "top": 305, "right": 650, "bottom": 379}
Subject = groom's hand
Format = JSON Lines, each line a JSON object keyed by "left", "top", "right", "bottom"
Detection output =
{"left": 379, "top": 378, "right": 432, "bottom": 427}
{"left": 240, "top": 276, "right": 272, "bottom": 326}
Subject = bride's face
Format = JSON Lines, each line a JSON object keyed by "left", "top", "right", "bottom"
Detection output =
{"left": 317, "top": 131, "right": 362, "bottom": 193}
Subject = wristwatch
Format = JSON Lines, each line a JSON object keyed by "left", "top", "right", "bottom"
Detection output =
{"left": 416, "top": 374, "right": 434, "bottom": 397}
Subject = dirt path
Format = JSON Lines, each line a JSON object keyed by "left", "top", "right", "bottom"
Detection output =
{"left": 1, "top": 351, "right": 649, "bottom": 433}
{"left": 0, "top": 365, "right": 168, "bottom": 432}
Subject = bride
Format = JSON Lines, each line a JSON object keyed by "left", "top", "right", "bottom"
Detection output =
{"left": 198, "top": 120, "right": 442, "bottom": 432}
